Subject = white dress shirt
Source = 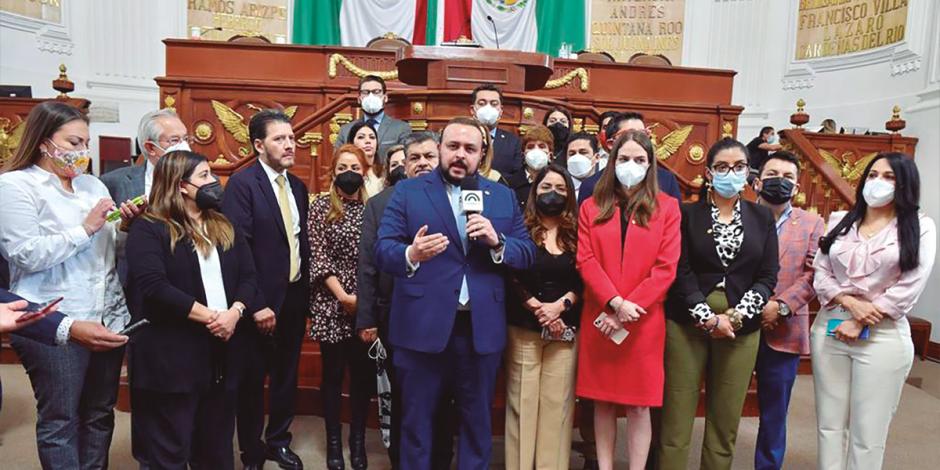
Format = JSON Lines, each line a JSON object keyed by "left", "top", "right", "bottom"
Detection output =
{"left": 0, "top": 165, "right": 130, "bottom": 339}
{"left": 144, "top": 159, "right": 154, "bottom": 200}
{"left": 195, "top": 240, "right": 229, "bottom": 311}
{"left": 259, "top": 159, "right": 302, "bottom": 280}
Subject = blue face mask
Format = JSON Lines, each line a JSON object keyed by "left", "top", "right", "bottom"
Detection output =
{"left": 711, "top": 170, "right": 748, "bottom": 198}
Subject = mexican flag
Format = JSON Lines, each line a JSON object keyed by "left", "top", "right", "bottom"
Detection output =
{"left": 293, "top": 0, "right": 585, "bottom": 57}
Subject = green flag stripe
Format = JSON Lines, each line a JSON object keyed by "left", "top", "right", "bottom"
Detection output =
{"left": 535, "top": 0, "right": 586, "bottom": 57}
{"left": 292, "top": 0, "right": 342, "bottom": 45}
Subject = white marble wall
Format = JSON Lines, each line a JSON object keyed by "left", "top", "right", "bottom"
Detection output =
{"left": 3, "top": 0, "right": 939, "bottom": 338}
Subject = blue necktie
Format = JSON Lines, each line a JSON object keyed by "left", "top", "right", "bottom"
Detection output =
{"left": 449, "top": 184, "right": 470, "bottom": 306}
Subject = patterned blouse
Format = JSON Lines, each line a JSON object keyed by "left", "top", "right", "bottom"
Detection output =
{"left": 307, "top": 195, "right": 365, "bottom": 343}
{"left": 689, "top": 199, "right": 766, "bottom": 324}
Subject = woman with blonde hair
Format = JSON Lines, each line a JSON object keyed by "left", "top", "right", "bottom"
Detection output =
{"left": 125, "top": 150, "right": 257, "bottom": 468}
{"left": 309, "top": 144, "right": 374, "bottom": 470}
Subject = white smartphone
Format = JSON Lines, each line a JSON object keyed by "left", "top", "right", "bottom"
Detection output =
{"left": 594, "top": 312, "right": 629, "bottom": 345}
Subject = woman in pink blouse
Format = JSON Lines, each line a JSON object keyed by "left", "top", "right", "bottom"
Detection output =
{"left": 812, "top": 153, "right": 936, "bottom": 470}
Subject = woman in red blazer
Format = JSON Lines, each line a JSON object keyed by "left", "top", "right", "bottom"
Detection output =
{"left": 576, "top": 130, "right": 681, "bottom": 470}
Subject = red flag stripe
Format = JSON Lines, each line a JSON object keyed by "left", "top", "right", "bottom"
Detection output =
{"left": 413, "top": 0, "right": 428, "bottom": 44}
{"left": 443, "top": 0, "right": 473, "bottom": 42}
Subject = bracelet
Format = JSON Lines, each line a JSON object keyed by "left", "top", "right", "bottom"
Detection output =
{"left": 704, "top": 316, "right": 719, "bottom": 334}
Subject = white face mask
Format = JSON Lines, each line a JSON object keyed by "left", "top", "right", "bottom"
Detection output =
{"left": 475, "top": 105, "right": 500, "bottom": 127}
{"left": 525, "top": 149, "right": 549, "bottom": 171}
{"left": 567, "top": 154, "right": 594, "bottom": 179}
{"left": 863, "top": 178, "right": 895, "bottom": 208}
{"left": 158, "top": 140, "right": 191, "bottom": 155}
{"left": 361, "top": 93, "right": 384, "bottom": 115}
{"left": 615, "top": 160, "right": 649, "bottom": 189}
{"left": 767, "top": 133, "right": 779, "bottom": 144}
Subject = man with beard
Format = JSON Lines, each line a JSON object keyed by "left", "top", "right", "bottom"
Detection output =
{"left": 222, "top": 110, "right": 309, "bottom": 470}
{"left": 376, "top": 117, "right": 536, "bottom": 468}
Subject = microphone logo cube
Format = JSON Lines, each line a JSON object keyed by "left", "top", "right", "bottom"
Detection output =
{"left": 460, "top": 190, "right": 484, "bottom": 213}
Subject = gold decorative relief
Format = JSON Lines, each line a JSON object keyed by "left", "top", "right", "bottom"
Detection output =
{"left": 522, "top": 107, "right": 535, "bottom": 120}
{"left": 691, "top": 175, "right": 704, "bottom": 188}
{"left": 544, "top": 68, "right": 589, "bottom": 92}
{"left": 819, "top": 149, "right": 878, "bottom": 182}
{"left": 212, "top": 154, "right": 231, "bottom": 166}
{"left": 653, "top": 125, "right": 693, "bottom": 161}
{"left": 194, "top": 121, "right": 214, "bottom": 143}
{"left": 687, "top": 144, "right": 705, "bottom": 164}
{"left": 0, "top": 117, "right": 26, "bottom": 166}
{"left": 329, "top": 113, "right": 354, "bottom": 145}
{"left": 211, "top": 100, "right": 250, "bottom": 144}
{"left": 297, "top": 132, "right": 323, "bottom": 157}
{"left": 795, "top": 192, "right": 807, "bottom": 206}
{"left": 409, "top": 120, "right": 428, "bottom": 131}
{"left": 572, "top": 118, "right": 583, "bottom": 133}
{"left": 163, "top": 95, "right": 176, "bottom": 112}
{"left": 721, "top": 122, "right": 734, "bottom": 138}
{"left": 328, "top": 54, "right": 398, "bottom": 80}
{"left": 582, "top": 124, "right": 599, "bottom": 134}
{"left": 412, "top": 102, "right": 424, "bottom": 115}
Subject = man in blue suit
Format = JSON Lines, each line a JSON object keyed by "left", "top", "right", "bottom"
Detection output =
{"left": 577, "top": 112, "right": 683, "bottom": 205}
{"left": 221, "top": 110, "right": 310, "bottom": 470}
{"left": 376, "top": 116, "right": 536, "bottom": 469}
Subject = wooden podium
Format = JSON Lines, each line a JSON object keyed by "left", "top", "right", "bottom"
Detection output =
{"left": 396, "top": 45, "right": 554, "bottom": 92}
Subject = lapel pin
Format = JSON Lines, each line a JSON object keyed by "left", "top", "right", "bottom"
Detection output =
{"left": 484, "top": 190, "right": 491, "bottom": 195}
{"left": 707, "top": 228, "right": 713, "bottom": 234}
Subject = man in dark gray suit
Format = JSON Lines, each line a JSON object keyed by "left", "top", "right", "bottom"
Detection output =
{"left": 334, "top": 75, "right": 411, "bottom": 164}
{"left": 100, "top": 109, "right": 189, "bottom": 283}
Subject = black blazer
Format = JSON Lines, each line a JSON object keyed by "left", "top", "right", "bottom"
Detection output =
{"left": 504, "top": 169, "right": 531, "bottom": 213}
{"left": 222, "top": 161, "right": 310, "bottom": 314}
{"left": 125, "top": 217, "right": 258, "bottom": 394}
{"left": 492, "top": 128, "right": 524, "bottom": 179}
{"left": 355, "top": 185, "right": 395, "bottom": 332}
{"left": 666, "top": 199, "right": 779, "bottom": 334}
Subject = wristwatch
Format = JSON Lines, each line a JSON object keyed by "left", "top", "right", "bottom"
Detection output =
{"left": 562, "top": 297, "right": 573, "bottom": 312}
{"left": 494, "top": 232, "right": 506, "bottom": 251}
{"left": 778, "top": 301, "right": 792, "bottom": 318}
{"left": 233, "top": 304, "right": 246, "bottom": 318}
{"left": 725, "top": 308, "right": 744, "bottom": 332}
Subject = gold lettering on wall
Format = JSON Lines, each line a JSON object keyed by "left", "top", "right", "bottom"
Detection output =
{"left": 589, "top": 0, "right": 685, "bottom": 65}
{"left": 795, "top": 0, "right": 908, "bottom": 60}
{"left": 187, "top": 0, "right": 288, "bottom": 42}
{"left": 0, "top": 0, "right": 62, "bottom": 23}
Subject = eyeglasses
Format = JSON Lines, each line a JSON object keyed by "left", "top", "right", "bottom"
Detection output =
{"left": 711, "top": 163, "right": 749, "bottom": 176}
{"left": 164, "top": 135, "right": 194, "bottom": 146}
{"left": 359, "top": 89, "right": 384, "bottom": 97}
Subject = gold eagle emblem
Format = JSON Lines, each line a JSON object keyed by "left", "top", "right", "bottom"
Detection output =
{"left": 210, "top": 101, "right": 299, "bottom": 145}
{"left": 0, "top": 117, "right": 26, "bottom": 165}
{"left": 819, "top": 149, "right": 878, "bottom": 182}
{"left": 652, "top": 124, "right": 693, "bottom": 161}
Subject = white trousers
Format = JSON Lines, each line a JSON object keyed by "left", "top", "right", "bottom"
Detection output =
{"left": 810, "top": 308, "right": 914, "bottom": 470}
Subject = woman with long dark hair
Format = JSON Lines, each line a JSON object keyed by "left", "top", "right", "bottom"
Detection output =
{"left": 576, "top": 130, "right": 681, "bottom": 470}
{"left": 0, "top": 101, "right": 136, "bottom": 469}
{"left": 125, "top": 150, "right": 257, "bottom": 468}
{"left": 347, "top": 121, "right": 385, "bottom": 196}
{"left": 658, "top": 137, "right": 779, "bottom": 470}
{"left": 308, "top": 144, "right": 374, "bottom": 470}
{"left": 542, "top": 106, "right": 573, "bottom": 164}
{"left": 504, "top": 163, "right": 582, "bottom": 470}
{"left": 812, "top": 153, "right": 935, "bottom": 470}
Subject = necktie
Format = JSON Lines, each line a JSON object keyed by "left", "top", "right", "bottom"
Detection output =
{"left": 449, "top": 185, "right": 470, "bottom": 306}
{"left": 367, "top": 118, "right": 378, "bottom": 129}
{"left": 276, "top": 175, "right": 300, "bottom": 281}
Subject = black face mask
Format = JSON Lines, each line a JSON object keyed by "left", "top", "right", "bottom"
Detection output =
{"left": 548, "top": 123, "right": 570, "bottom": 146}
{"left": 759, "top": 177, "right": 795, "bottom": 205}
{"left": 188, "top": 180, "right": 223, "bottom": 210}
{"left": 335, "top": 170, "right": 365, "bottom": 195}
{"left": 387, "top": 166, "right": 407, "bottom": 186}
{"left": 535, "top": 191, "right": 566, "bottom": 216}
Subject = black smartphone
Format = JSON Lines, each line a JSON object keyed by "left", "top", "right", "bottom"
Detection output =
{"left": 119, "top": 319, "right": 150, "bottom": 335}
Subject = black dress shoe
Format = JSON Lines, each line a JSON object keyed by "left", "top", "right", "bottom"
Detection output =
{"left": 266, "top": 446, "right": 303, "bottom": 470}
{"left": 243, "top": 464, "right": 264, "bottom": 470}
{"left": 348, "top": 431, "right": 367, "bottom": 470}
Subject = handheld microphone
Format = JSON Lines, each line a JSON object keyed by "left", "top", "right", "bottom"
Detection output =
{"left": 460, "top": 176, "right": 483, "bottom": 240}
{"left": 486, "top": 15, "right": 500, "bottom": 49}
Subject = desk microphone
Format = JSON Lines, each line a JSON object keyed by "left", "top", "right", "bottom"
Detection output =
{"left": 460, "top": 176, "right": 483, "bottom": 240}
{"left": 486, "top": 15, "right": 500, "bottom": 49}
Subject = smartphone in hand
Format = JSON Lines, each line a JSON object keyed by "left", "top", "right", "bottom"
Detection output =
{"left": 594, "top": 312, "right": 629, "bottom": 345}
{"left": 15, "top": 297, "right": 63, "bottom": 324}
{"left": 119, "top": 319, "right": 150, "bottom": 335}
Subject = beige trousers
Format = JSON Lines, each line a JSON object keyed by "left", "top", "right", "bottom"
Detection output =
{"left": 504, "top": 326, "right": 578, "bottom": 470}
{"left": 811, "top": 308, "right": 914, "bottom": 470}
